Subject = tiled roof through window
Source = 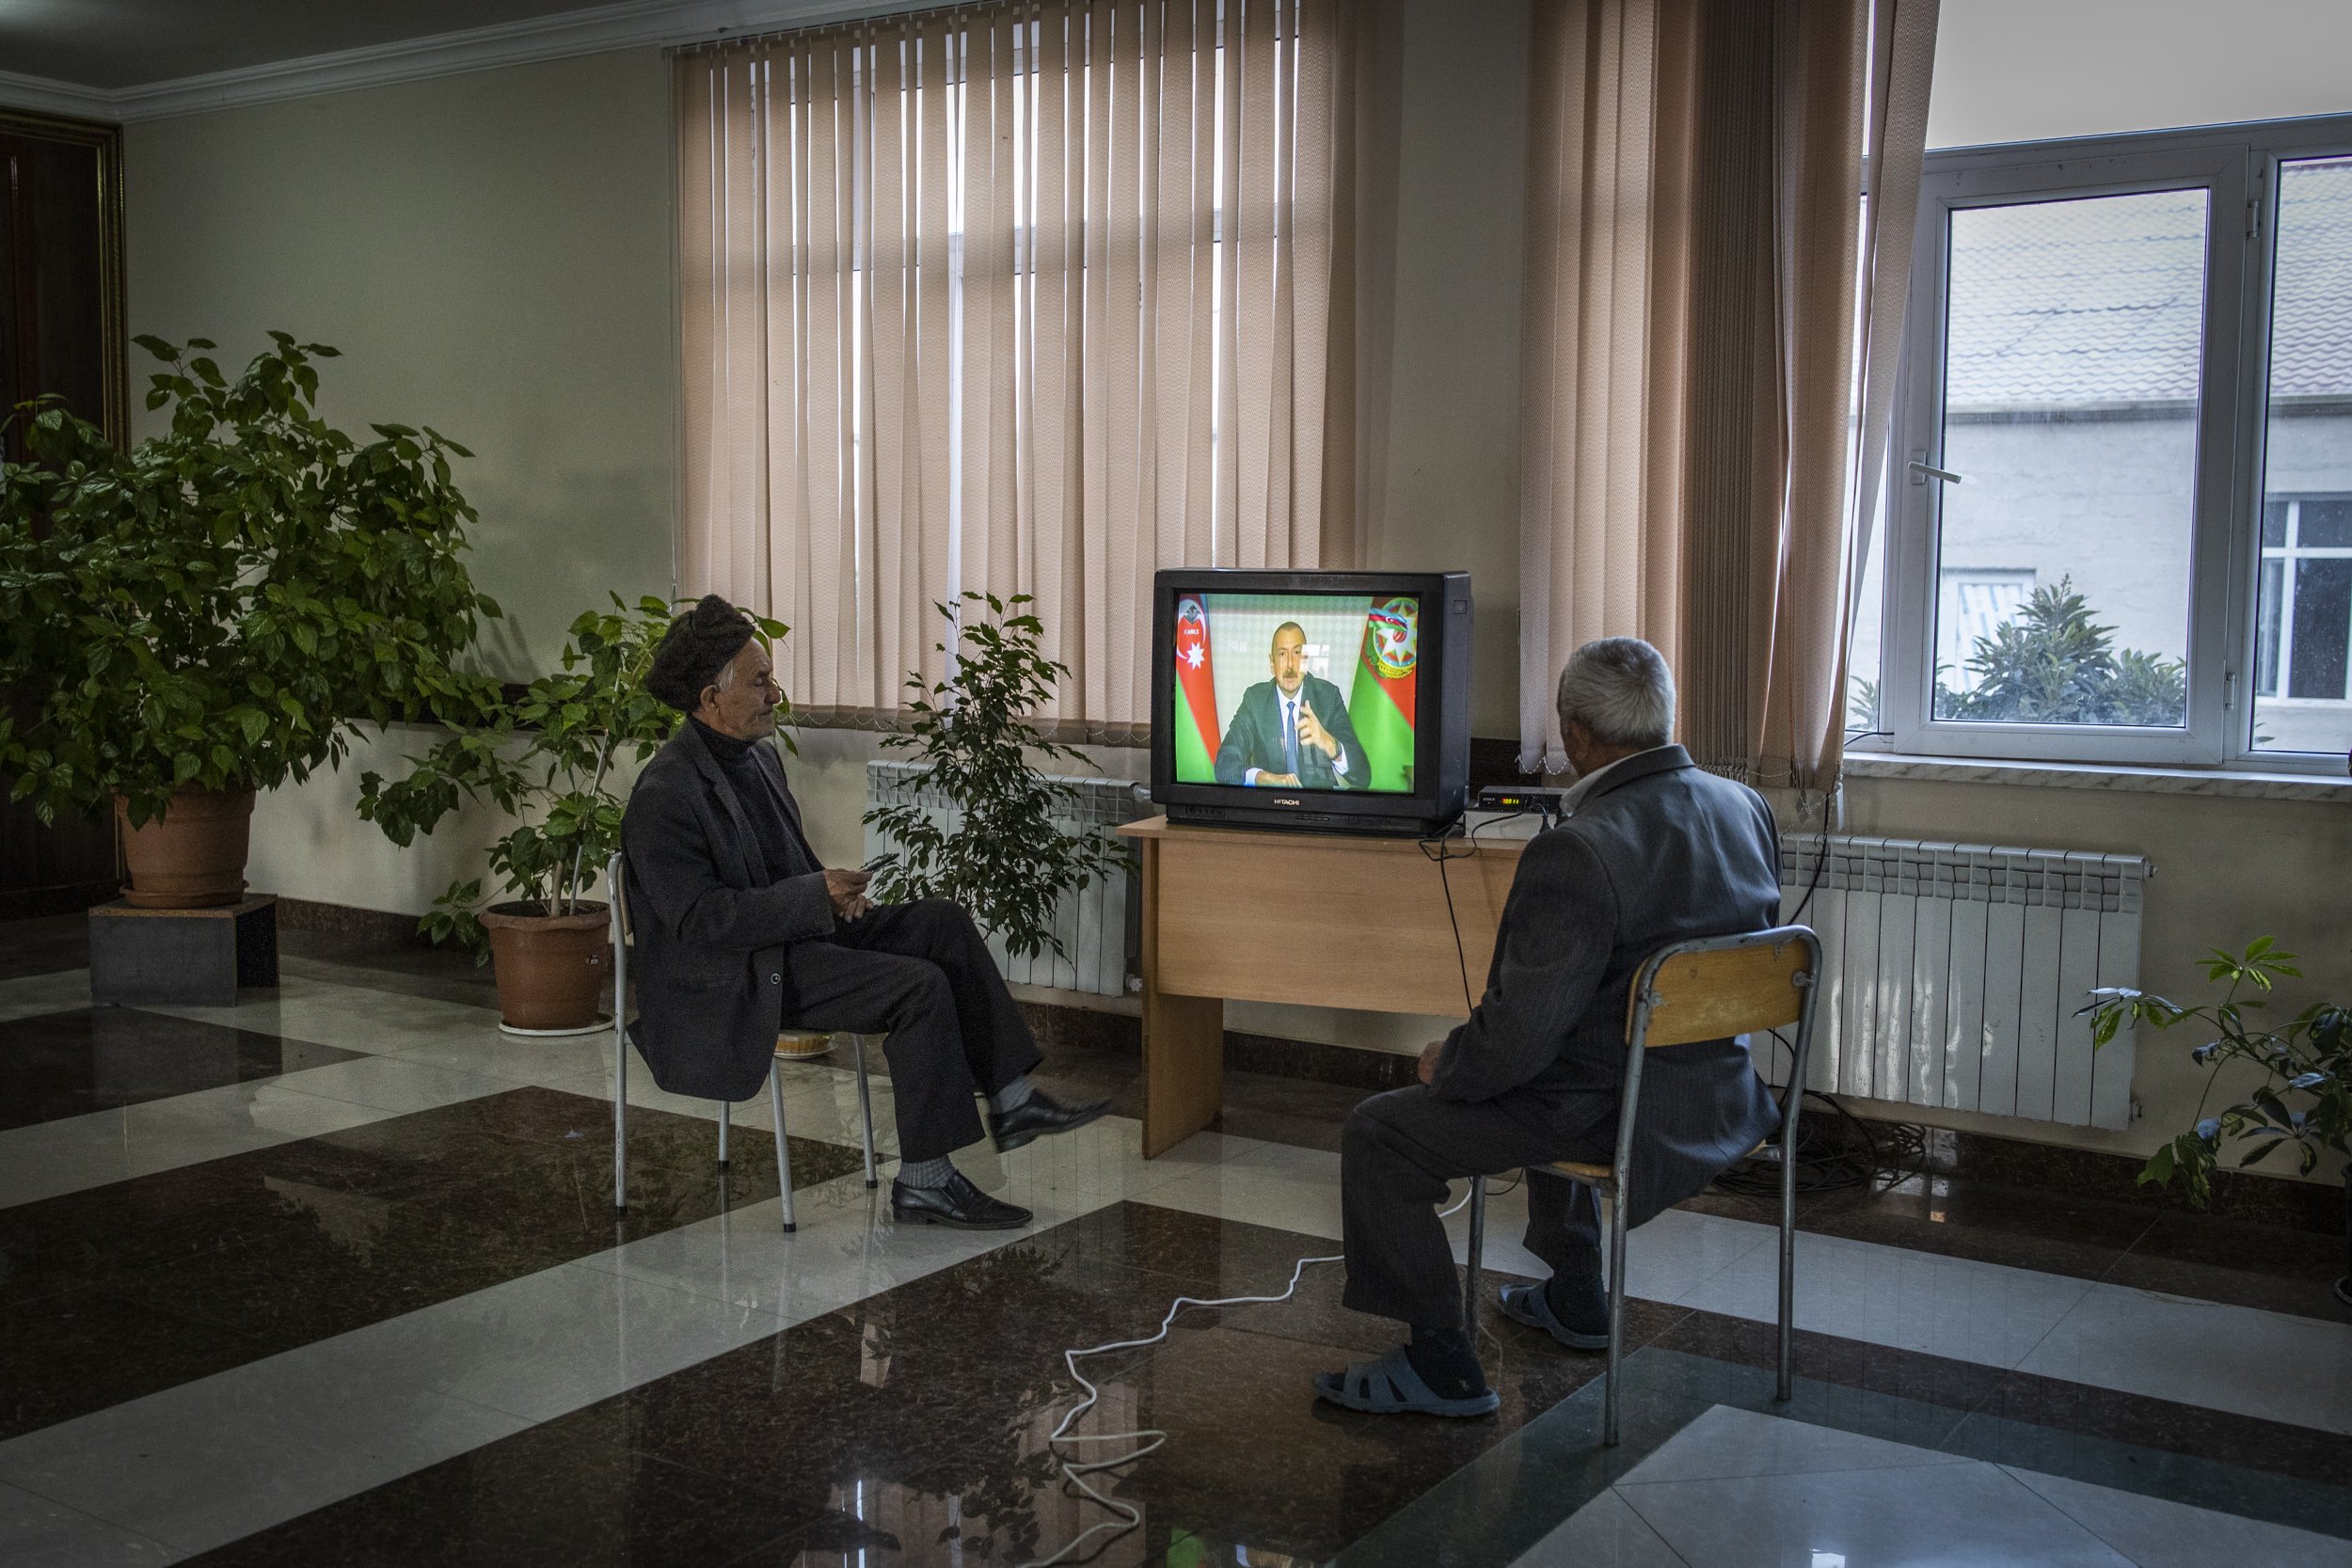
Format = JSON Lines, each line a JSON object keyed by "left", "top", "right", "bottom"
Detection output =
{"left": 1944, "top": 158, "right": 2352, "bottom": 410}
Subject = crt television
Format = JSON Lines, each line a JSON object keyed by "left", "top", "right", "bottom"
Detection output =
{"left": 1149, "top": 568, "right": 1472, "bottom": 836}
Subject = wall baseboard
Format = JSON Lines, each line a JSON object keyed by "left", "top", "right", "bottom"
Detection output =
{"left": 0, "top": 881, "right": 119, "bottom": 923}
{"left": 272, "top": 895, "right": 438, "bottom": 947}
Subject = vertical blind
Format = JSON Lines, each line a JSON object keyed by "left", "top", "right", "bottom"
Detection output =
{"left": 677, "top": 0, "right": 1359, "bottom": 740}
{"left": 1518, "top": 0, "right": 1937, "bottom": 803}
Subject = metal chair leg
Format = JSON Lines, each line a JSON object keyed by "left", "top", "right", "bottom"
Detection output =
{"left": 1604, "top": 1176, "right": 1629, "bottom": 1448}
{"left": 612, "top": 1006, "right": 628, "bottom": 1213}
{"left": 1777, "top": 1095, "right": 1801, "bottom": 1402}
{"left": 611, "top": 854, "right": 628, "bottom": 1214}
{"left": 1463, "top": 1175, "right": 1487, "bottom": 1326}
{"left": 851, "top": 1034, "right": 879, "bottom": 1189}
{"left": 716, "top": 1096, "right": 731, "bottom": 1165}
{"left": 771, "top": 1066, "right": 796, "bottom": 1232}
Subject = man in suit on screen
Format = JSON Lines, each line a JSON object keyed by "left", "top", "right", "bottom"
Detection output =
{"left": 1312, "top": 637, "right": 1783, "bottom": 1418}
{"left": 1212, "top": 621, "right": 1371, "bottom": 789}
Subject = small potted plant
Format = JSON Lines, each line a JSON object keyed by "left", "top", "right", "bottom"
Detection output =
{"left": 2090, "top": 938, "right": 2352, "bottom": 1307}
{"left": 864, "top": 592, "right": 1124, "bottom": 963}
{"left": 359, "top": 594, "right": 787, "bottom": 1033}
{"left": 0, "top": 334, "right": 493, "bottom": 905}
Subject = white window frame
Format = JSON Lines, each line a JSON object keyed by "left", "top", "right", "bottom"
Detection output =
{"left": 1875, "top": 114, "right": 2352, "bottom": 770}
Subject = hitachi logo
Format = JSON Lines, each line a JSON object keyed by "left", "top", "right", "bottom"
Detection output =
{"left": 1275, "top": 797, "right": 1303, "bottom": 806}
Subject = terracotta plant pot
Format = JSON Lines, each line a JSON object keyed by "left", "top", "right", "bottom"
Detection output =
{"left": 480, "top": 901, "right": 612, "bottom": 1033}
{"left": 115, "top": 787, "right": 256, "bottom": 909}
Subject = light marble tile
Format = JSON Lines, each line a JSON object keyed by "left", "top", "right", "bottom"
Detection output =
{"left": 1449, "top": 1189, "right": 1778, "bottom": 1306}
{"left": 1510, "top": 1489, "right": 1690, "bottom": 1568}
{"left": 0, "top": 1481, "right": 179, "bottom": 1567}
{"left": 114, "top": 1082, "right": 385, "bottom": 1180}
{"left": 1616, "top": 1405, "right": 1974, "bottom": 1487}
{"left": 143, "top": 978, "right": 500, "bottom": 1055}
{"left": 2005, "top": 1465, "right": 2352, "bottom": 1568}
{"left": 0, "top": 1116, "right": 136, "bottom": 1210}
{"left": 267, "top": 1053, "right": 514, "bottom": 1117}
{"left": 0, "top": 1353, "right": 530, "bottom": 1558}
{"left": 1138, "top": 1154, "right": 1347, "bottom": 1241}
{"left": 1677, "top": 1224, "right": 2095, "bottom": 1369}
{"left": 0, "top": 971, "right": 97, "bottom": 1024}
{"left": 580, "top": 1172, "right": 1111, "bottom": 1323}
{"left": 386, "top": 1029, "right": 615, "bottom": 1085}
{"left": 1618, "top": 1457, "right": 2133, "bottom": 1568}
{"left": 319, "top": 1259, "right": 789, "bottom": 1423}
{"left": 2017, "top": 1283, "right": 2352, "bottom": 1437}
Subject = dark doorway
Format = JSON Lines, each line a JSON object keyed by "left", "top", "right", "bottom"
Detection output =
{"left": 2, "top": 108, "right": 126, "bottom": 918}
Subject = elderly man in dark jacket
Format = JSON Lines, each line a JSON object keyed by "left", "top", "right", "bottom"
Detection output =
{"left": 1314, "top": 637, "right": 1783, "bottom": 1418}
{"left": 620, "top": 596, "right": 1106, "bottom": 1229}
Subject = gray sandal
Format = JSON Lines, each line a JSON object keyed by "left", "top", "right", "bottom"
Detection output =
{"left": 1498, "top": 1280, "right": 1610, "bottom": 1350}
{"left": 1311, "top": 1344, "right": 1501, "bottom": 1418}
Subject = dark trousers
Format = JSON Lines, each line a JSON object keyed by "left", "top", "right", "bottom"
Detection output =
{"left": 1340, "top": 1085, "right": 1611, "bottom": 1333}
{"left": 779, "top": 899, "right": 1042, "bottom": 1162}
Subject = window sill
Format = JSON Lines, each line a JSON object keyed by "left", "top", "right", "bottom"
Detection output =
{"left": 1840, "top": 752, "right": 2352, "bottom": 802}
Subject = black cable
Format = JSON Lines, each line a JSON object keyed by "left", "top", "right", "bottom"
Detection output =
{"left": 1710, "top": 1024, "right": 1930, "bottom": 1197}
{"left": 1418, "top": 823, "right": 1477, "bottom": 1013}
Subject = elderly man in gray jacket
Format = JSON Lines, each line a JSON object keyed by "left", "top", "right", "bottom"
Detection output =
{"left": 1315, "top": 638, "right": 1783, "bottom": 1418}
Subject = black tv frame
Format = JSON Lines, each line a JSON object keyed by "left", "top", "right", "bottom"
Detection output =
{"left": 1149, "top": 568, "right": 1472, "bottom": 837}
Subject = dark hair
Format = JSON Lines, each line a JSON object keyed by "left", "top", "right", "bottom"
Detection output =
{"left": 645, "top": 594, "right": 758, "bottom": 713}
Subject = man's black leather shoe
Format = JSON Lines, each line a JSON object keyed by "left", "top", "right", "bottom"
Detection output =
{"left": 987, "top": 1089, "right": 1112, "bottom": 1153}
{"left": 889, "top": 1171, "right": 1032, "bottom": 1230}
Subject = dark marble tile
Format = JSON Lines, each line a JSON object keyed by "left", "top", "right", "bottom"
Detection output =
{"left": 183, "top": 1404, "right": 827, "bottom": 1568}
{"left": 0, "top": 1007, "right": 363, "bottom": 1130}
{"left": 1944, "top": 1127, "right": 2345, "bottom": 1234}
{"left": 1649, "top": 1304, "right": 2008, "bottom": 1416}
{"left": 0, "top": 1090, "right": 865, "bottom": 1441}
{"left": 0, "top": 1286, "right": 272, "bottom": 1442}
{"left": 2107, "top": 1211, "right": 2352, "bottom": 1323}
{"left": 1682, "top": 1172, "right": 2153, "bottom": 1285}
{"left": 1967, "top": 1362, "right": 2352, "bottom": 1492}
{"left": 0, "top": 912, "right": 88, "bottom": 978}
{"left": 1950, "top": 1406, "right": 2352, "bottom": 1540}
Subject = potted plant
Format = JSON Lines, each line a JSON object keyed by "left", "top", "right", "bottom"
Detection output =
{"left": 0, "top": 334, "right": 493, "bottom": 905}
{"left": 864, "top": 592, "right": 1125, "bottom": 963}
{"left": 358, "top": 594, "right": 787, "bottom": 1033}
{"left": 2089, "top": 938, "right": 2352, "bottom": 1307}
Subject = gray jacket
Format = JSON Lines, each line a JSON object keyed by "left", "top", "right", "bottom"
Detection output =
{"left": 1433, "top": 745, "right": 1783, "bottom": 1220}
{"left": 619, "top": 721, "right": 835, "bottom": 1101}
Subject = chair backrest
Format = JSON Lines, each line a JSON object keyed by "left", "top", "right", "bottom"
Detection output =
{"left": 1625, "top": 926, "right": 1819, "bottom": 1049}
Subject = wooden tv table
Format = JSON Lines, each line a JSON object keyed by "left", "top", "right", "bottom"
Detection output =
{"left": 1116, "top": 816, "right": 1530, "bottom": 1156}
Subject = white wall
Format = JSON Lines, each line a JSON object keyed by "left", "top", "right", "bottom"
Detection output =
{"left": 123, "top": 47, "right": 678, "bottom": 912}
{"left": 1929, "top": 0, "right": 2352, "bottom": 150}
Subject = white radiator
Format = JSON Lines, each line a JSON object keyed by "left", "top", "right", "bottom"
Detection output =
{"left": 1776, "top": 835, "right": 2146, "bottom": 1132}
{"left": 863, "top": 760, "right": 1146, "bottom": 997}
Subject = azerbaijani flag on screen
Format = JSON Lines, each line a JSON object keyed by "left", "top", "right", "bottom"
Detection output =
{"left": 1348, "top": 596, "right": 1419, "bottom": 792}
{"left": 1171, "top": 594, "right": 1220, "bottom": 781}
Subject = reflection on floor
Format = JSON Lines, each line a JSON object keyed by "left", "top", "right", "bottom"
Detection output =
{"left": 0, "top": 913, "right": 2344, "bottom": 1565}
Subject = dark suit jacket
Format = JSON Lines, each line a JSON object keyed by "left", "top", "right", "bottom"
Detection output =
{"left": 619, "top": 721, "right": 836, "bottom": 1101}
{"left": 1211, "top": 673, "right": 1371, "bottom": 789}
{"left": 1432, "top": 745, "right": 1782, "bottom": 1227}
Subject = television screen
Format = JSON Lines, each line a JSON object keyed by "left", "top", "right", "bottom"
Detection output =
{"left": 1167, "top": 590, "right": 1426, "bottom": 796}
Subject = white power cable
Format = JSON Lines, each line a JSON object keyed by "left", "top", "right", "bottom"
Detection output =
{"left": 1020, "top": 1185, "right": 1481, "bottom": 1568}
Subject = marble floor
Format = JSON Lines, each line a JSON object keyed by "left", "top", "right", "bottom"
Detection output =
{"left": 0, "top": 916, "right": 2346, "bottom": 1566}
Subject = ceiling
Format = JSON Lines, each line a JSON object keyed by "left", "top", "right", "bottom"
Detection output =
{"left": 0, "top": 0, "right": 634, "bottom": 90}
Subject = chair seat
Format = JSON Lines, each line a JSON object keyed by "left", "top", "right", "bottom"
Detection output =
{"left": 775, "top": 1030, "right": 834, "bottom": 1060}
{"left": 1544, "top": 1159, "right": 1615, "bottom": 1183}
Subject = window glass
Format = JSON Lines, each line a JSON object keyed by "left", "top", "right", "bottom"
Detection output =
{"left": 2250, "top": 156, "right": 2352, "bottom": 752}
{"left": 1931, "top": 190, "right": 2203, "bottom": 727}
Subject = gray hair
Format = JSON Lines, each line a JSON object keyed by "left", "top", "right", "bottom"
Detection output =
{"left": 1556, "top": 637, "right": 1675, "bottom": 749}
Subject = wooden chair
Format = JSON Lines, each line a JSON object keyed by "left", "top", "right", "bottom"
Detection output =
{"left": 1463, "top": 925, "right": 1821, "bottom": 1446}
{"left": 606, "top": 852, "right": 882, "bottom": 1231}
